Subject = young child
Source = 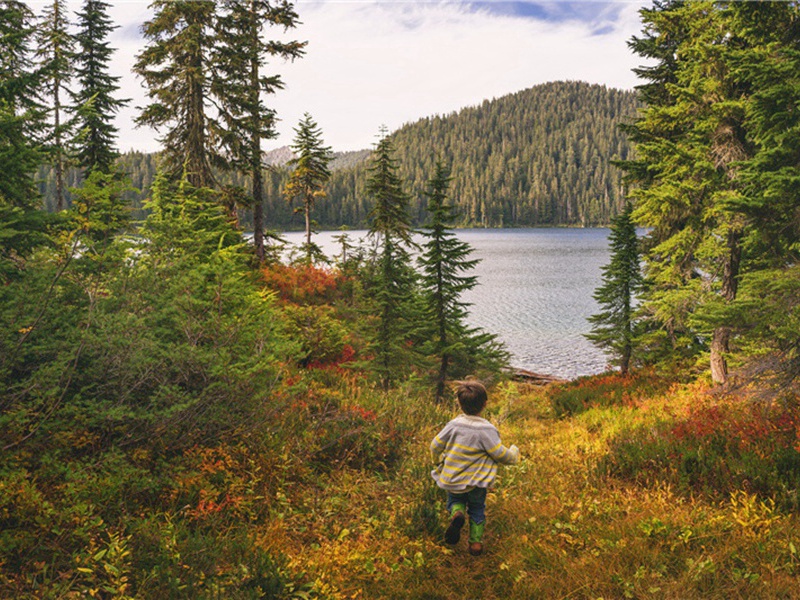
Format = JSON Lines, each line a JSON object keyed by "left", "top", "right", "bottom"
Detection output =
{"left": 430, "top": 380, "right": 520, "bottom": 555}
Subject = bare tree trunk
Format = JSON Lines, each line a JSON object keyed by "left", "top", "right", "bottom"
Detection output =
{"left": 710, "top": 228, "right": 742, "bottom": 385}
{"left": 252, "top": 154, "right": 265, "bottom": 262}
{"left": 305, "top": 204, "right": 312, "bottom": 262}
{"left": 710, "top": 326, "right": 730, "bottom": 384}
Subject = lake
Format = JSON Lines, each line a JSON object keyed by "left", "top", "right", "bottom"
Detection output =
{"left": 279, "top": 228, "right": 612, "bottom": 380}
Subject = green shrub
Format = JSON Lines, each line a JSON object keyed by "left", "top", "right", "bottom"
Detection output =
{"left": 599, "top": 398, "right": 800, "bottom": 510}
{"left": 130, "top": 522, "right": 285, "bottom": 599}
{"left": 548, "top": 370, "right": 669, "bottom": 418}
{"left": 399, "top": 461, "right": 446, "bottom": 539}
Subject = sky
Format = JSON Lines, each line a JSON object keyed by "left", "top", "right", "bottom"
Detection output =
{"left": 30, "top": 0, "right": 649, "bottom": 154}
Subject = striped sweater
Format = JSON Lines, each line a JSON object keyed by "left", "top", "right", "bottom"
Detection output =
{"left": 430, "top": 414, "right": 520, "bottom": 492}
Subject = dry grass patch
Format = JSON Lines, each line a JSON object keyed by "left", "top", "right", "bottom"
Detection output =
{"left": 255, "top": 380, "right": 800, "bottom": 599}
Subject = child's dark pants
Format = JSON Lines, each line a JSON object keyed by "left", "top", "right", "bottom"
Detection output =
{"left": 446, "top": 487, "right": 487, "bottom": 524}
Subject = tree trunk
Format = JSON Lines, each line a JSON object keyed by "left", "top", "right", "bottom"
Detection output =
{"left": 710, "top": 326, "right": 730, "bottom": 385}
{"left": 620, "top": 285, "right": 632, "bottom": 376}
{"left": 54, "top": 84, "right": 65, "bottom": 211}
{"left": 252, "top": 156, "right": 265, "bottom": 262}
{"left": 249, "top": 0, "right": 266, "bottom": 263}
{"left": 710, "top": 228, "right": 742, "bottom": 385}
{"left": 620, "top": 344, "right": 630, "bottom": 376}
{"left": 305, "top": 204, "right": 312, "bottom": 262}
{"left": 436, "top": 354, "right": 449, "bottom": 403}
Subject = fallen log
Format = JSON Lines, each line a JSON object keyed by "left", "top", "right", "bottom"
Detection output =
{"left": 505, "top": 367, "right": 567, "bottom": 385}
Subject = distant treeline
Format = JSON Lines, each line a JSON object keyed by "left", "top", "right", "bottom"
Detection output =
{"left": 38, "top": 81, "right": 637, "bottom": 229}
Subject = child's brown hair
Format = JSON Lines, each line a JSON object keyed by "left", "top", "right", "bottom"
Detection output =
{"left": 456, "top": 381, "right": 487, "bottom": 415}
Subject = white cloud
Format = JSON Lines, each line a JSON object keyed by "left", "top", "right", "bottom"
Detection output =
{"left": 27, "top": 0, "right": 647, "bottom": 154}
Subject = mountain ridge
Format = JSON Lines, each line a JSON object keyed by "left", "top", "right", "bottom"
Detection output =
{"left": 261, "top": 80, "right": 638, "bottom": 229}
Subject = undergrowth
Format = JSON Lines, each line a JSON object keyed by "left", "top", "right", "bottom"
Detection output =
{"left": 4, "top": 369, "right": 800, "bottom": 598}
{"left": 4, "top": 252, "right": 800, "bottom": 598}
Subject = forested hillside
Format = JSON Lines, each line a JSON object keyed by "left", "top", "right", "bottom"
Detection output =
{"left": 37, "top": 151, "right": 157, "bottom": 220}
{"left": 312, "top": 81, "right": 638, "bottom": 228}
{"left": 39, "top": 81, "right": 636, "bottom": 229}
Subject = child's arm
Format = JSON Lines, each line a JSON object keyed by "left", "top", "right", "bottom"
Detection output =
{"left": 487, "top": 442, "right": 520, "bottom": 465}
{"left": 485, "top": 428, "right": 521, "bottom": 465}
{"left": 430, "top": 431, "right": 447, "bottom": 463}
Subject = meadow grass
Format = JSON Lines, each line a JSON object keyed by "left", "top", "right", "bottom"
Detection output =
{"left": 3, "top": 368, "right": 798, "bottom": 598}
{"left": 257, "top": 377, "right": 800, "bottom": 599}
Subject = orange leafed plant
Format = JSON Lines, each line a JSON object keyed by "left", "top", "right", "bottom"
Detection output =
{"left": 261, "top": 263, "right": 345, "bottom": 305}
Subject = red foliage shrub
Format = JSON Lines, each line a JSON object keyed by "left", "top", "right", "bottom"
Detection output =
{"left": 603, "top": 393, "right": 800, "bottom": 509}
{"left": 261, "top": 263, "right": 346, "bottom": 305}
{"left": 548, "top": 369, "right": 671, "bottom": 417}
{"left": 307, "top": 343, "right": 357, "bottom": 371}
{"left": 669, "top": 400, "right": 800, "bottom": 460}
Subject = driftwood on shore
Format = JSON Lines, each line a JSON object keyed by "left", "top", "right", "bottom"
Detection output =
{"left": 505, "top": 367, "right": 567, "bottom": 385}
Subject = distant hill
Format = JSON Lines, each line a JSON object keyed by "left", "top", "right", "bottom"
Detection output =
{"left": 260, "top": 80, "right": 638, "bottom": 229}
{"left": 321, "top": 80, "right": 641, "bottom": 228}
{"left": 38, "top": 81, "right": 638, "bottom": 229}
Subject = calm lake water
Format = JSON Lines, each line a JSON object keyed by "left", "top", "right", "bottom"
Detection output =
{"left": 280, "top": 228, "right": 612, "bottom": 380}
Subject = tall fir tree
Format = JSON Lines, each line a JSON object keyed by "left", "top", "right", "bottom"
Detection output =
{"left": 622, "top": 0, "right": 753, "bottom": 384}
{"left": 283, "top": 113, "right": 332, "bottom": 264}
{"left": 727, "top": 1, "right": 800, "bottom": 270}
{"left": 134, "top": 0, "right": 220, "bottom": 189}
{"left": 0, "top": 1, "right": 50, "bottom": 281}
{"left": 0, "top": 1, "right": 43, "bottom": 208}
{"left": 710, "top": 2, "right": 800, "bottom": 390}
{"left": 585, "top": 202, "right": 642, "bottom": 375}
{"left": 35, "top": 0, "right": 74, "bottom": 210}
{"left": 366, "top": 130, "right": 417, "bottom": 391}
{"left": 418, "top": 160, "right": 490, "bottom": 401}
{"left": 71, "top": 0, "right": 128, "bottom": 175}
{"left": 213, "top": 0, "right": 304, "bottom": 261}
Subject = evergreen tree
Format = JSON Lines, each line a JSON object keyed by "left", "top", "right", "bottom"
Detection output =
{"left": 134, "top": 1, "right": 219, "bottom": 189}
{"left": 621, "top": 1, "right": 752, "bottom": 384}
{"left": 0, "top": 1, "right": 42, "bottom": 206}
{"left": 69, "top": 170, "right": 131, "bottom": 266}
{"left": 710, "top": 2, "right": 800, "bottom": 390}
{"left": 418, "top": 160, "right": 483, "bottom": 400}
{"left": 213, "top": 0, "right": 304, "bottom": 261}
{"left": 0, "top": 1, "right": 50, "bottom": 281}
{"left": 585, "top": 202, "right": 642, "bottom": 375}
{"left": 332, "top": 226, "right": 362, "bottom": 275}
{"left": 283, "top": 113, "right": 332, "bottom": 264}
{"left": 365, "top": 130, "right": 416, "bottom": 390}
{"left": 142, "top": 172, "right": 241, "bottom": 264}
{"left": 728, "top": 1, "right": 800, "bottom": 270}
{"left": 35, "top": 0, "right": 74, "bottom": 210}
{"left": 71, "top": 0, "right": 128, "bottom": 175}
{"left": 368, "top": 131, "right": 413, "bottom": 247}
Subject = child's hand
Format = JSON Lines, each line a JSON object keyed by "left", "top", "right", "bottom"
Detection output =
{"left": 510, "top": 444, "right": 521, "bottom": 461}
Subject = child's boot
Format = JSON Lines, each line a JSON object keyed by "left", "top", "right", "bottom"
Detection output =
{"left": 468, "top": 521, "right": 485, "bottom": 556}
{"left": 444, "top": 503, "right": 466, "bottom": 544}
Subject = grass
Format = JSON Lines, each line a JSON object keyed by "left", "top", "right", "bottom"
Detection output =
{"left": 3, "top": 371, "right": 799, "bottom": 598}
{"left": 254, "top": 377, "right": 800, "bottom": 599}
